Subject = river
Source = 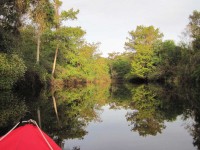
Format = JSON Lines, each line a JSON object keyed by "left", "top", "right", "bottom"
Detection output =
{"left": 0, "top": 83, "right": 200, "bottom": 150}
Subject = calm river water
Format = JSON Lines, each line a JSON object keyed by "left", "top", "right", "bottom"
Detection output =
{"left": 0, "top": 83, "right": 200, "bottom": 150}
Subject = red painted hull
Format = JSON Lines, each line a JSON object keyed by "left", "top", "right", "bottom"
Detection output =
{"left": 0, "top": 124, "right": 61, "bottom": 150}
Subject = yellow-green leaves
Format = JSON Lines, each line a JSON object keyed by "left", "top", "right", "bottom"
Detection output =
{"left": 125, "top": 25, "right": 163, "bottom": 79}
{"left": 60, "top": 8, "right": 79, "bottom": 22}
{"left": 0, "top": 53, "right": 26, "bottom": 89}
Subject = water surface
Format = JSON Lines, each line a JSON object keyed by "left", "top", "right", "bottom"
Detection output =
{"left": 64, "top": 105, "right": 194, "bottom": 150}
{"left": 0, "top": 83, "right": 200, "bottom": 150}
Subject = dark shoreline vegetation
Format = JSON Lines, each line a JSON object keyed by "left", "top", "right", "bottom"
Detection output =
{"left": 0, "top": 0, "right": 200, "bottom": 90}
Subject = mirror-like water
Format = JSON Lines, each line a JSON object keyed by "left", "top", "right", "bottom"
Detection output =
{"left": 0, "top": 83, "right": 200, "bottom": 150}
{"left": 64, "top": 105, "right": 194, "bottom": 150}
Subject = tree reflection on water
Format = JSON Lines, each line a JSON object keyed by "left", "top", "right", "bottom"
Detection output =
{"left": 0, "top": 91, "right": 27, "bottom": 135}
{"left": 108, "top": 83, "right": 200, "bottom": 149}
{"left": 126, "top": 84, "right": 165, "bottom": 136}
{"left": 0, "top": 83, "right": 200, "bottom": 149}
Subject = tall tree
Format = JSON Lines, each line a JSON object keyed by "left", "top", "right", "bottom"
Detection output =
{"left": 0, "top": 0, "right": 32, "bottom": 53}
{"left": 51, "top": 0, "right": 61, "bottom": 76}
{"left": 180, "top": 10, "right": 200, "bottom": 83}
{"left": 125, "top": 25, "right": 163, "bottom": 80}
{"left": 31, "top": 0, "right": 54, "bottom": 64}
{"left": 51, "top": 0, "right": 79, "bottom": 77}
{"left": 188, "top": 10, "right": 200, "bottom": 51}
{"left": 0, "top": 0, "right": 34, "bottom": 89}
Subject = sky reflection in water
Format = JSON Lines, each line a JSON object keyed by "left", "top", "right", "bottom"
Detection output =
{"left": 64, "top": 105, "right": 195, "bottom": 150}
{"left": 1, "top": 84, "right": 199, "bottom": 150}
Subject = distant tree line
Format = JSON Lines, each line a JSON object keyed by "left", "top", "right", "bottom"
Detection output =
{"left": 109, "top": 10, "right": 200, "bottom": 85}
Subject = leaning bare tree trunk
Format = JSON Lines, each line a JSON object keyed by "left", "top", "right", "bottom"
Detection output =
{"left": 36, "top": 32, "right": 41, "bottom": 64}
{"left": 51, "top": 0, "right": 60, "bottom": 77}
{"left": 52, "top": 44, "right": 59, "bottom": 77}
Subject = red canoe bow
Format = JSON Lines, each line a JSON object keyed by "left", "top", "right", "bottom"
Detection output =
{"left": 0, "top": 124, "right": 61, "bottom": 150}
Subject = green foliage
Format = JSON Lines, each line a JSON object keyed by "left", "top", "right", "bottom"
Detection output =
{"left": 125, "top": 25, "right": 163, "bottom": 50}
{"left": 60, "top": 8, "right": 79, "bottom": 21}
{"left": 188, "top": 10, "right": 200, "bottom": 51}
{"left": 0, "top": 0, "right": 44, "bottom": 53}
{"left": 1, "top": 80, "right": 199, "bottom": 142}
{"left": 125, "top": 25, "right": 163, "bottom": 79}
{"left": 31, "top": 0, "right": 55, "bottom": 31}
{"left": 0, "top": 91, "right": 27, "bottom": 127}
{"left": 151, "top": 40, "right": 182, "bottom": 81}
{"left": 0, "top": 0, "right": 111, "bottom": 88}
{"left": 0, "top": 0, "right": 30, "bottom": 32}
{"left": 2, "top": 1, "right": 199, "bottom": 89}
{"left": 131, "top": 45, "right": 155, "bottom": 79}
{"left": 92, "top": 57, "right": 110, "bottom": 81}
{"left": 108, "top": 84, "right": 132, "bottom": 109}
{"left": 176, "top": 10, "right": 200, "bottom": 84}
{"left": 0, "top": 29, "right": 18, "bottom": 53}
{"left": 0, "top": 53, "right": 26, "bottom": 89}
{"left": 16, "top": 20, "right": 111, "bottom": 87}
{"left": 17, "top": 27, "right": 49, "bottom": 86}
{"left": 126, "top": 84, "right": 165, "bottom": 136}
{"left": 19, "top": 26, "right": 37, "bottom": 64}
{"left": 41, "top": 26, "right": 110, "bottom": 82}
{"left": 0, "top": 0, "right": 25, "bottom": 53}
{"left": 109, "top": 52, "right": 132, "bottom": 80}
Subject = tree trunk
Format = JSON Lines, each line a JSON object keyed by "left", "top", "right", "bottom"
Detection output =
{"left": 36, "top": 32, "right": 41, "bottom": 64}
{"left": 51, "top": 0, "right": 60, "bottom": 76}
{"left": 52, "top": 44, "right": 59, "bottom": 77}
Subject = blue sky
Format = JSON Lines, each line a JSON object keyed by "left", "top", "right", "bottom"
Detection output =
{"left": 62, "top": 0, "right": 200, "bottom": 57}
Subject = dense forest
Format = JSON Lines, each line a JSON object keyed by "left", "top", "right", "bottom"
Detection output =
{"left": 109, "top": 10, "right": 200, "bottom": 84}
{"left": 0, "top": 0, "right": 200, "bottom": 90}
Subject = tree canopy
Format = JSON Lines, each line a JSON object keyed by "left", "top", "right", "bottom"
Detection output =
{"left": 125, "top": 25, "right": 163, "bottom": 79}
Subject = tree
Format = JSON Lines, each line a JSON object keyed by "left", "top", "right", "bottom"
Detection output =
{"left": 0, "top": 0, "right": 34, "bottom": 89}
{"left": 108, "top": 52, "right": 132, "bottom": 80}
{"left": 51, "top": 0, "right": 79, "bottom": 77}
{"left": 153, "top": 40, "right": 181, "bottom": 81}
{"left": 30, "top": 0, "right": 54, "bottom": 64}
{"left": 125, "top": 25, "right": 163, "bottom": 80}
{"left": 178, "top": 10, "right": 200, "bottom": 83}
{"left": 0, "top": 0, "right": 33, "bottom": 53}
{"left": 188, "top": 10, "right": 200, "bottom": 51}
